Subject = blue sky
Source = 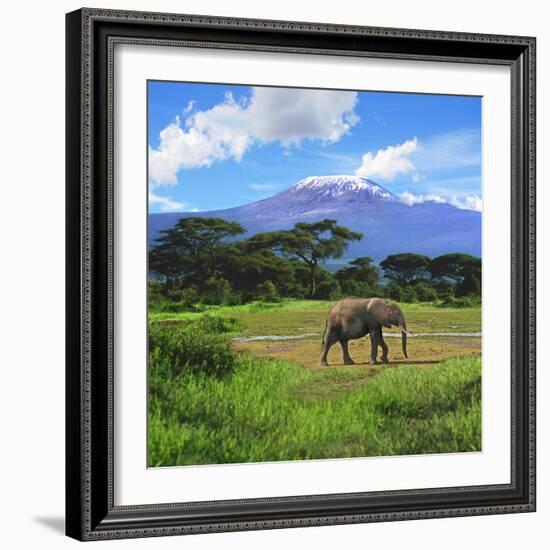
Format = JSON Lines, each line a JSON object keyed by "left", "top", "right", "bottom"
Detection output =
{"left": 148, "top": 81, "right": 481, "bottom": 213}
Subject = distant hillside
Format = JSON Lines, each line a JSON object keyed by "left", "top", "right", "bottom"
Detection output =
{"left": 149, "top": 175, "right": 481, "bottom": 261}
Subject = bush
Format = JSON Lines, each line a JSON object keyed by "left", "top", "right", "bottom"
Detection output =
{"left": 200, "top": 277, "right": 232, "bottom": 305}
{"left": 413, "top": 281, "right": 439, "bottom": 302}
{"left": 314, "top": 279, "right": 341, "bottom": 300}
{"left": 255, "top": 280, "right": 279, "bottom": 302}
{"left": 149, "top": 317, "right": 237, "bottom": 378}
{"left": 166, "top": 285, "right": 199, "bottom": 305}
{"left": 438, "top": 295, "right": 481, "bottom": 308}
{"left": 399, "top": 286, "right": 417, "bottom": 303}
{"left": 191, "top": 315, "right": 241, "bottom": 334}
{"left": 148, "top": 297, "right": 197, "bottom": 313}
{"left": 340, "top": 280, "right": 383, "bottom": 298}
{"left": 385, "top": 283, "right": 406, "bottom": 302}
{"left": 430, "top": 279, "right": 456, "bottom": 301}
{"left": 225, "top": 291, "right": 243, "bottom": 306}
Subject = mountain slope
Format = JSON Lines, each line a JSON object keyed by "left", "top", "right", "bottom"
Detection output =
{"left": 149, "top": 175, "right": 481, "bottom": 260}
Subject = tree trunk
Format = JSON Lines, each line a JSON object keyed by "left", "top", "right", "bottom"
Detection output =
{"left": 309, "top": 263, "right": 317, "bottom": 298}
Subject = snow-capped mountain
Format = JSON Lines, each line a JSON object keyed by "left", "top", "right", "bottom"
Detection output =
{"left": 291, "top": 175, "right": 397, "bottom": 200}
{"left": 149, "top": 175, "right": 481, "bottom": 261}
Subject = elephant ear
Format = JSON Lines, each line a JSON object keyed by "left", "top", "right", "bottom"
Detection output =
{"left": 368, "top": 299, "right": 392, "bottom": 328}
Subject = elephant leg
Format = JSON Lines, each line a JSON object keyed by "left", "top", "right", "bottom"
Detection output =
{"left": 369, "top": 330, "right": 379, "bottom": 365}
{"left": 378, "top": 326, "right": 389, "bottom": 363}
{"left": 319, "top": 329, "right": 338, "bottom": 366}
{"left": 340, "top": 340, "right": 355, "bottom": 365}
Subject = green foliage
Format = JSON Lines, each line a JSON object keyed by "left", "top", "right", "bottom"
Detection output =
{"left": 314, "top": 277, "right": 341, "bottom": 300}
{"left": 411, "top": 281, "right": 439, "bottom": 302}
{"left": 255, "top": 280, "right": 279, "bottom": 302}
{"left": 148, "top": 353, "right": 481, "bottom": 466}
{"left": 438, "top": 295, "right": 481, "bottom": 308}
{"left": 384, "top": 283, "right": 406, "bottom": 302}
{"left": 380, "top": 253, "right": 431, "bottom": 284}
{"left": 200, "top": 277, "right": 232, "bottom": 305}
{"left": 339, "top": 280, "right": 383, "bottom": 298}
{"left": 335, "top": 256, "right": 381, "bottom": 297}
{"left": 249, "top": 219, "right": 363, "bottom": 297}
{"left": 430, "top": 279, "right": 456, "bottom": 300}
{"left": 147, "top": 215, "right": 481, "bottom": 307}
{"left": 428, "top": 253, "right": 481, "bottom": 283}
{"left": 149, "top": 316, "right": 239, "bottom": 379}
{"left": 149, "top": 216, "right": 246, "bottom": 283}
{"left": 456, "top": 269, "right": 481, "bottom": 297}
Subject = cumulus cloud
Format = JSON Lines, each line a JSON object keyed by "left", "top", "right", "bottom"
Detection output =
{"left": 149, "top": 192, "right": 187, "bottom": 212}
{"left": 398, "top": 191, "right": 482, "bottom": 212}
{"left": 149, "top": 87, "right": 359, "bottom": 186}
{"left": 449, "top": 195, "right": 482, "bottom": 211}
{"left": 355, "top": 138, "right": 418, "bottom": 181}
{"left": 399, "top": 191, "right": 446, "bottom": 206}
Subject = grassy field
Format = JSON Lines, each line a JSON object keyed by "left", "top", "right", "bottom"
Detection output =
{"left": 148, "top": 300, "right": 482, "bottom": 467}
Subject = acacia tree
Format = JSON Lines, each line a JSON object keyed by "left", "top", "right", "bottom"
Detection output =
{"left": 380, "top": 253, "right": 431, "bottom": 285}
{"left": 149, "top": 217, "right": 246, "bottom": 287}
{"left": 336, "top": 256, "right": 380, "bottom": 285}
{"left": 428, "top": 253, "right": 481, "bottom": 284}
{"left": 249, "top": 219, "right": 363, "bottom": 298}
{"left": 428, "top": 253, "right": 481, "bottom": 297}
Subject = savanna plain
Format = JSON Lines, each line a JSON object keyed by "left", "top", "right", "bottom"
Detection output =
{"left": 148, "top": 300, "right": 481, "bottom": 467}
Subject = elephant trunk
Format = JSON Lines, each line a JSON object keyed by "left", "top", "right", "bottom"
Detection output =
{"left": 397, "top": 312, "right": 408, "bottom": 359}
{"left": 401, "top": 329, "right": 408, "bottom": 359}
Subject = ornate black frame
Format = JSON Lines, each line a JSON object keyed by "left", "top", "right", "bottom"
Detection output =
{"left": 66, "top": 7, "right": 536, "bottom": 541}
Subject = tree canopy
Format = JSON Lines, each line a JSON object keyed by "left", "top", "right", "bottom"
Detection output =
{"left": 149, "top": 217, "right": 246, "bottom": 284}
{"left": 428, "top": 253, "right": 481, "bottom": 284}
{"left": 249, "top": 219, "right": 363, "bottom": 297}
{"left": 148, "top": 215, "right": 481, "bottom": 307}
{"left": 380, "top": 253, "right": 431, "bottom": 284}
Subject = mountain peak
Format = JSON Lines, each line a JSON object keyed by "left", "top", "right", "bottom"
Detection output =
{"left": 291, "top": 175, "right": 397, "bottom": 200}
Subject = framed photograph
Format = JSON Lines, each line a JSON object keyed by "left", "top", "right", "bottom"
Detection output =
{"left": 65, "top": 8, "right": 536, "bottom": 541}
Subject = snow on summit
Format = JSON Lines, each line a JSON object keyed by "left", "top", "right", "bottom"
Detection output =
{"left": 292, "top": 175, "right": 397, "bottom": 200}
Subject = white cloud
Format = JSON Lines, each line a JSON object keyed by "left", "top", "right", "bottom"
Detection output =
{"left": 182, "top": 100, "right": 196, "bottom": 115}
{"left": 149, "top": 192, "right": 187, "bottom": 212}
{"left": 149, "top": 87, "right": 359, "bottom": 186}
{"left": 398, "top": 191, "right": 482, "bottom": 212}
{"left": 399, "top": 191, "right": 446, "bottom": 206}
{"left": 355, "top": 138, "right": 418, "bottom": 181}
{"left": 449, "top": 195, "right": 482, "bottom": 212}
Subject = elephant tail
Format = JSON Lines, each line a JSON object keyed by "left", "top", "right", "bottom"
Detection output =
{"left": 321, "top": 321, "right": 328, "bottom": 347}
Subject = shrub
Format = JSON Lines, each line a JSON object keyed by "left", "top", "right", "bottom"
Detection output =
{"left": 148, "top": 297, "right": 197, "bottom": 313}
{"left": 340, "top": 280, "right": 383, "bottom": 298}
{"left": 200, "top": 277, "right": 232, "bottom": 305}
{"left": 255, "top": 280, "right": 279, "bottom": 302}
{"left": 385, "top": 283, "right": 405, "bottom": 302}
{"left": 149, "top": 318, "right": 237, "bottom": 378}
{"left": 399, "top": 286, "right": 417, "bottom": 303}
{"left": 314, "top": 279, "right": 341, "bottom": 300}
{"left": 191, "top": 315, "right": 241, "bottom": 334}
{"left": 166, "top": 285, "right": 199, "bottom": 305}
{"left": 438, "top": 295, "right": 481, "bottom": 308}
{"left": 413, "top": 281, "right": 439, "bottom": 302}
{"left": 430, "top": 279, "right": 456, "bottom": 301}
{"left": 225, "top": 291, "right": 243, "bottom": 306}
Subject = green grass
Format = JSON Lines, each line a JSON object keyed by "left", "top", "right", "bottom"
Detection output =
{"left": 148, "top": 324, "right": 481, "bottom": 466}
{"left": 150, "top": 299, "right": 481, "bottom": 337}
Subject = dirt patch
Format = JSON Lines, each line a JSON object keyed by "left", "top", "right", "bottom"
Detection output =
{"left": 233, "top": 335, "right": 481, "bottom": 370}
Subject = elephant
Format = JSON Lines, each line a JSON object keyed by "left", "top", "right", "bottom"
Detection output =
{"left": 319, "top": 297, "right": 410, "bottom": 366}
